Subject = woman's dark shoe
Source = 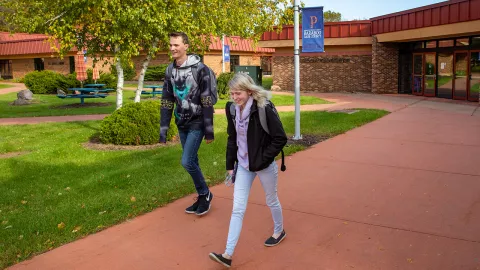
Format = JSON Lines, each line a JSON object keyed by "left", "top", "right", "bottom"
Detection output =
{"left": 264, "top": 230, "right": 286, "bottom": 247}
{"left": 209, "top": 252, "right": 232, "bottom": 268}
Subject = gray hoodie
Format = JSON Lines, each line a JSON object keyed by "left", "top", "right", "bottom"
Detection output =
{"left": 160, "top": 54, "right": 215, "bottom": 142}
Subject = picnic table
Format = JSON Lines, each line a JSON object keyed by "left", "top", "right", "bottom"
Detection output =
{"left": 84, "top": 83, "right": 106, "bottom": 89}
{"left": 141, "top": 85, "right": 163, "bottom": 98}
{"left": 57, "top": 85, "right": 114, "bottom": 104}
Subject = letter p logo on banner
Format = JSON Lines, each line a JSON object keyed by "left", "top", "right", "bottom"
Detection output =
{"left": 310, "top": 16, "right": 318, "bottom": 28}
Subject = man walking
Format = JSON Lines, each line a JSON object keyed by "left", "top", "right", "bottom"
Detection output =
{"left": 160, "top": 32, "right": 215, "bottom": 215}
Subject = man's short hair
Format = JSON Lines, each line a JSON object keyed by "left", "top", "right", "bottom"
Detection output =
{"left": 169, "top": 32, "right": 190, "bottom": 45}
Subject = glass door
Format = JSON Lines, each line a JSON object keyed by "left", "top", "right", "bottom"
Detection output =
{"left": 412, "top": 54, "right": 423, "bottom": 95}
{"left": 453, "top": 52, "right": 468, "bottom": 100}
{"left": 424, "top": 53, "right": 436, "bottom": 97}
{"left": 469, "top": 51, "right": 480, "bottom": 102}
{"left": 437, "top": 52, "right": 453, "bottom": 99}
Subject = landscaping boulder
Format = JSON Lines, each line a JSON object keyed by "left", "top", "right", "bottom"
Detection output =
{"left": 17, "top": 89, "right": 33, "bottom": 100}
{"left": 271, "top": 85, "right": 281, "bottom": 91}
{"left": 12, "top": 89, "right": 33, "bottom": 105}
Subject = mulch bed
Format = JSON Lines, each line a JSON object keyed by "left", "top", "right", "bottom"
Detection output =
{"left": 286, "top": 134, "right": 330, "bottom": 147}
{"left": 83, "top": 135, "right": 179, "bottom": 151}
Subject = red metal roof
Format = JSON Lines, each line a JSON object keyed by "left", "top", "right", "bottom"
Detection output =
{"left": 0, "top": 32, "right": 273, "bottom": 57}
{"left": 261, "top": 21, "right": 371, "bottom": 41}
{"left": 0, "top": 32, "right": 61, "bottom": 56}
{"left": 0, "top": 32, "right": 48, "bottom": 42}
{"left": 208, "top": 36, "right": 274, "bottom": 52}
{"left": 371, "top": 0, "right": 480, "bottom": 35}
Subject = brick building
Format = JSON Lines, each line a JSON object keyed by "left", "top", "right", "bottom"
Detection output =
{"left": 259, "top": 0, "right": 480, "bottom": 102}
{"left": 0, "top": 34, "right": 273, "bottom": 80}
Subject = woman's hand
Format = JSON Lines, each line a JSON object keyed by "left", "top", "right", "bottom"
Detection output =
{"left": 227, "top": 170, "right": 233, "bottom": 176}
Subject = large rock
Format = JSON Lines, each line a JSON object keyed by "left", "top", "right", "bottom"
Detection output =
{"left": 12, "top": 89, "right": 34, "bottom": 106}
{"left": 270, "top": 85, "right": 281, "bottom": 91}
{"left": 12, "top": 99, "right": 30, "bottom": 105}
{"left": 17, "top": 89, "right": 33, "bottom": 100}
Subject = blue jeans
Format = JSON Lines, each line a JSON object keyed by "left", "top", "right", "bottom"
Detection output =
{"left": 178, "top": 129, "right": 209, "bottom": 196}
{"left": 224, "top": 162, "right": 283, "bottom": 256}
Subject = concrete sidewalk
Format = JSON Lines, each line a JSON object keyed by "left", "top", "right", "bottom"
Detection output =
{"left": 8, "top": 94, "right": 480, "bottom": 270}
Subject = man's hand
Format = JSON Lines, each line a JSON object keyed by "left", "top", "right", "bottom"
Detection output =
{"left": 205, "top": 139, "right": 214, "bottom": 144}
{"left": 227, "top": 170, "right": 233, "bottom": 176}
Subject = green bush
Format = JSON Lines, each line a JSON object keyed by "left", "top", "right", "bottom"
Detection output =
{"left": 100, "top": 100, "right": 178, "bottom": 145}
{"left": 24, "top": 70, "right": 80, "bottom": 94}
{"left": 86, "top": 68, "right": 117, "bottom": 89}
{"left": 217, "top": 72, "right": 235, "bottom": 99}
{"left": 12, "top": 77, "right": 25, "bottom": 83}
{"left": 110, "top": 62, "right": 136, "bottom": 81}
{"left": 144, "top": 64, "right": 169, "bottom": 81}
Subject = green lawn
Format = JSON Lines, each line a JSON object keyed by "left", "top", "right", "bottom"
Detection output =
{"left": 262, "top": 77, "right": 273, "bottom": 90}
{"left": 0, "top": 109, "right": 388, "bottom": 268}
{"left": 0, "top": 91, "right": 137, "bottom": 118}
{"left": 0, "top": 92, "right": 329, "bottom": 118}
{"left": 214, "top": 95, "right": 330, "bottom": 110}
{"left": 0, "top": 84, "right": 14, "bottom": 89}
{"left": 126, "top": 78, "right": 273, "bottom": 90}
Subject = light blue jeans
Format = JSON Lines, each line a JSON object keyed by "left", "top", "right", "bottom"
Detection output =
{"left": 225, "top": 162, "right": 283, "bottom": 256}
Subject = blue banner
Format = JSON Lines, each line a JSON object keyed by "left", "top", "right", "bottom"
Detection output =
{"left": 224, "top": 45, "right": 230, "bottom": 62}
{"left": 302, "top": 7, "right": 324, "bottom": 53}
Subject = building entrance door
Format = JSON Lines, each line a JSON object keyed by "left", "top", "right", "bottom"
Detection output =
{"left": 453, "top": 52, "right": 468, "bottom": 100}
{"left": 412, "top": 53, "right": 424, "bottom": 96}
{"left": 469, "top": 51, "right": 480, "bottom": 102}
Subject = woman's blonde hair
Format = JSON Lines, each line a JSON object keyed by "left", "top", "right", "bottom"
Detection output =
{"left": 228, "top": 72, "right": 271, "bottom": 107}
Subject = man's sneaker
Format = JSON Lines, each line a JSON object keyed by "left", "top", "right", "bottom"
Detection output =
{"left": 195, "top": 191, "right": 213, "bottom": 216}
{"left": 264, "top": 230, "right": 286, "bottom": 247}
{"left": 209, "top": 252, "right": 231, "bottom": 268}
{"left": 185, "top": 197, "right": 200, "bottom": 214}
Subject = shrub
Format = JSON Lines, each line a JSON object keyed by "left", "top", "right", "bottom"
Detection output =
{"left": 110, "top": 62, "right": 136, "bottom": 81}
{"left": 86, "top": 68, "right": 117, "bottom": 89}
{"left": 100, "top": 100, "right": 178, "bottom": 145}
{"left": 98, "top": 72, "right": 117, "bottom": 89}
{"left": 24, "top": 70, "right": 80, "bottom": 94}
{"left": 216, "top": 72, "right": 235, "bottom": 99}
{"left": 144, "top": 64, "right": 168, "bottom": 81}
{"left": 11, "top": 77, "right": 23, "bottom": 83}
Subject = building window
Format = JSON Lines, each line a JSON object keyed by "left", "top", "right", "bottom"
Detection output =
{"left": 413, "top": 42, "right": 424, "bottom": 49}
{"left": 230, "top": 55, "right": 240, "bottom": 72}
{"left": 438, "top": 39, "right": 454, "bottom": 48}
{"left": 455, "top": 38, "right": 469, "bottom": 47}
{"left": 471, "top": 36, "right": 480, "bottom": 48}
{"left": 34, "top": 58, "right": 44, "bottom": 71}
{"left": 261, "top": 56, "right": 272, "bottom": 75}
{"left": 426, "top": 41, "right": 436, "bottom": 48}
{"left": 0, "top": 60, "right": 12, "bottom": 79}
{"left": 69, "top": 56, "right": 75, "bottom": 73}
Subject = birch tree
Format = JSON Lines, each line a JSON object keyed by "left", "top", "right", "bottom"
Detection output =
{"left": 2, "top": 0, "right": 291, "bottom": 108}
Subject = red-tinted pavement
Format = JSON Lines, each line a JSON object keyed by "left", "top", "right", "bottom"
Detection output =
{"left": 8, "top": 93, "right": 480, "bottom": 270}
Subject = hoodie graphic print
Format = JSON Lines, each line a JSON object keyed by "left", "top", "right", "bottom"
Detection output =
{"left": 159, "top": 54, "right": 214, "bottom": 143}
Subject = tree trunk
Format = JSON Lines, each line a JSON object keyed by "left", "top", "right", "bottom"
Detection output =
{"left": 134, "top": 53, "right": 152, "bottom": 102}
{"left": 134, "top": 40, "right": 158, "bottom": 103}
{"left": 115, "top": 58, "right": 124, "bottom": 109}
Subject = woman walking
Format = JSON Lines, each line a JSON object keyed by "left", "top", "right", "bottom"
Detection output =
{"left": 209, "top": 73, "right": 288, "bottom": 268}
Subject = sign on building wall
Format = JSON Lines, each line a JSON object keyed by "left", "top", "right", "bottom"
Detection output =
{"left": 224, "top": 45, "right": 230, "bottom": 62}
{"left": 302, "top": 7, "right": 324, "bottom": 53}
